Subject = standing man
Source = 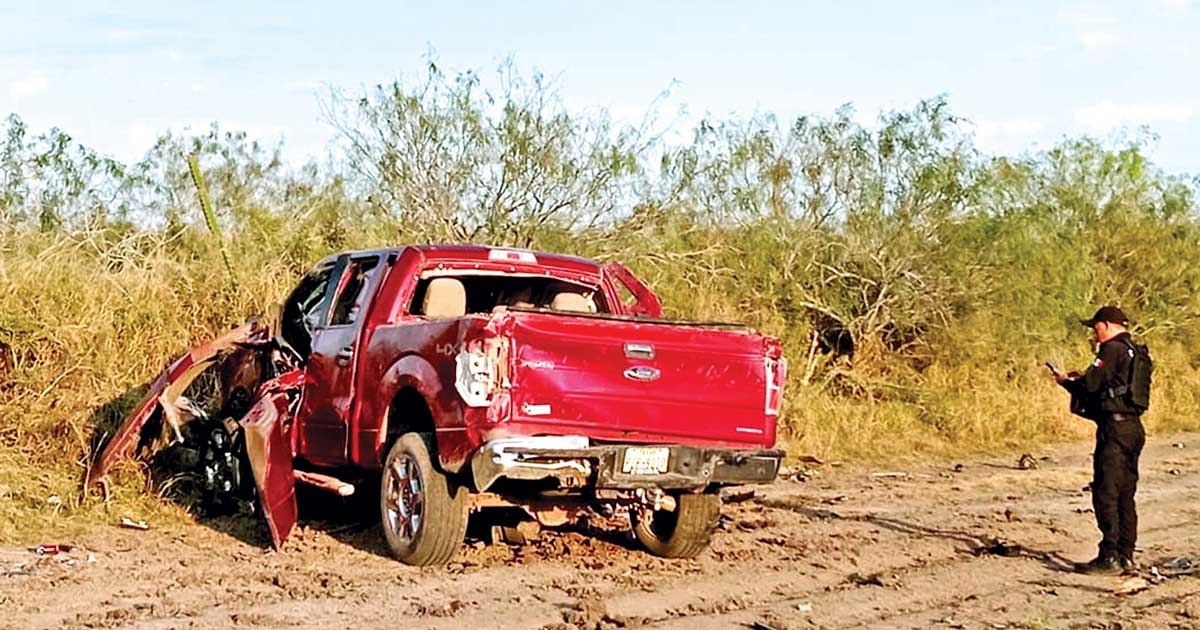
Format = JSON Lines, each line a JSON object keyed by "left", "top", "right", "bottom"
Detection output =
{"left": 1053, "top": 306, "right": 1148, "bottom": 575}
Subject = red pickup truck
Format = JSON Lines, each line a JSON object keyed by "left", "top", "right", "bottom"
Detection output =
{"left": 89, "top": 245, "right": 787, "bottom": 566}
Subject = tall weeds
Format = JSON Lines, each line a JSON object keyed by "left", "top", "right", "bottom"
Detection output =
{"left": 1, "top": 63, "right": 1198, "bottom": 541}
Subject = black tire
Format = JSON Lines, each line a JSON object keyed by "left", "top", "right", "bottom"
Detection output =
{"left": 379, "top": 433, "right": 468, "bottom": 566}
{"left": 633, "top": 492, "right": 721, "bottom": 559}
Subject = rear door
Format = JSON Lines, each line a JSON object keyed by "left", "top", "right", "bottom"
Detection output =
{"left": 601, "top": 262, "right": 664, "bottom": 318}
{"left": 296, "top": 254, "right": 384, "bottom": 465}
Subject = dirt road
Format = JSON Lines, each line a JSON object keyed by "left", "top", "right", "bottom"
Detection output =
{"left": 4, "top": 433, "right": 1200, "bottom": 630}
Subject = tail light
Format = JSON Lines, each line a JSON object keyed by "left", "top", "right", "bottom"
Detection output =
{"left": 764, "top": 356, "right": 787, "bottom": 416}
{"left": 455, "top": 337, "right": 510, "bottom": 407}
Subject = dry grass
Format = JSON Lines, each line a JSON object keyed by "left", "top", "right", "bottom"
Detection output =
{"left": 2, "top": 228, "right": 1198, "bottom": 545}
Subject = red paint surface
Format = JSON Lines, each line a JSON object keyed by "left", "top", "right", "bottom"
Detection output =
{"left": 240, "top": 371, "right": 304, "bottom": 548}
{"left": 305, "top": 245, "right": 785, "bottom": 472}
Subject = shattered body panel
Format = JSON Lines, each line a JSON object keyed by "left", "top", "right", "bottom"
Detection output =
{"left": 239, "top": 371, "right": 304, "bottom": 547}
{"left": 86, "top": 318, "right": 273, "bottom": 492}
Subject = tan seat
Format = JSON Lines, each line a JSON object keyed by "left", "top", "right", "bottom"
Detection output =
{"left": 550, "top": 291, "right": 594, "bottom": 313}
{"left": 423, "top": 278, "right": 467, "bottom": 317}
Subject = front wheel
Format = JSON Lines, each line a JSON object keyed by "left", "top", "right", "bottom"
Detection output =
{"left": 633, "top": 492, "right": 721, "bottom": 559}
{"left": 379, "top": 433, "right": 468, "bottom": 566}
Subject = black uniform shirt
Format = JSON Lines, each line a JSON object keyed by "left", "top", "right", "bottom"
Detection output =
{"left": 1064, "top": 332, "right": 1137, "bottom": 415}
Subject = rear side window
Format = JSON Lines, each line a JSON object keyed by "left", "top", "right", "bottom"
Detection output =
{"left": 409, "top": 274, "right": 605, "bottom": 315}
{"left": 329, "top": 257, "right": 381, "bottom": 326}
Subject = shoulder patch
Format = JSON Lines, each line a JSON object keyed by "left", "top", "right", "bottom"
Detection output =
{"left": 1092, "top": 357, "right": 1105, "bottom": 368}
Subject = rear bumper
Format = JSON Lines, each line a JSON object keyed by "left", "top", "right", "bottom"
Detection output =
{"left": 469, "top": 437, "right": 784, "bottom": 492}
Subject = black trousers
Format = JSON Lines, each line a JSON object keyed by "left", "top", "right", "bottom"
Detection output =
{"left": 1092, "top": 415, "right": 1145, "bottom": 558}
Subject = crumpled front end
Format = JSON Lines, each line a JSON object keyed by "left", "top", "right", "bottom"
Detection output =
{"left": 85, "top": 317, "right": 275, "bottom": 493}
{"left": 84, "top": 316, "right": 308, "bottom": 548}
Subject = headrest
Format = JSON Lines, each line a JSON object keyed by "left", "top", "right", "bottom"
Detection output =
{"left": 423, "top": 278, "right": 467, "bottom": 317}
{"left": 550, "top": 291, "right": 594, "bottom": 313}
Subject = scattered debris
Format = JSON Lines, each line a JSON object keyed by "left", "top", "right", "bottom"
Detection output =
{"left": 1169, "top": 469, "right": 1182, "bottom": 476}
{"left": 871, "top": 472, "right": 908, "bottom": 479}
{"left": 1148, "top": 566, "right": 1166, "bottom": 583}
{"left": 1159, "top": 557, "right": 1200, "bottom": 577}
{"left": 795, "top": 602, "right": 813, "bottom": 613}
{"left": 33, "top": 544, "right": 74, "bottom": 556}
{"left": 778, "top": 466, "right": 821, "bottom": 482}
{"left": 1173, "top": 442, "right": 1186, "bottom": 449}
{"left": 974, "top": 539, "right": 1022, "bottom": 557}
{"left": 4, "top": 544, "right": 92, "bottom": 578}
{"left": 1017, "top": 454, "right": 1037, "bottom": 470}
{"left": 119, "top": 517, "right": 150, "bottom": 530}
{"left": 952, "top": 463, "right": 965, "bottom": 473}
{"left": 847, "top": 571, "right": 886, "bottom": 586}
{"left": 1003, "top": 507, "right": 1018, "bottom": 522}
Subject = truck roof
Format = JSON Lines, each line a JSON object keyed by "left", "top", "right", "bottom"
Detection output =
{"left": 327, "top": 244, "right": 603, "bottom": 278}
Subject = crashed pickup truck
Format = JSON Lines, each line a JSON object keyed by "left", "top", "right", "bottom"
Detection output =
{"left": 88, "top": 245, "right": 787, "bottom": 566}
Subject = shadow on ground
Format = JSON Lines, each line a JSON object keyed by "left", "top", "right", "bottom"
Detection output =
{"left": 758, "top": 495, "right": 1078, "bottom": 573}
{"left": 83, "top": 383, "right": 641, "bottom": 563}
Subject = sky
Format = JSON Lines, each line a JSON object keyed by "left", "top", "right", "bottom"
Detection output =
{"left": 2, "top": 0, "right": 1199, "bottom": 174}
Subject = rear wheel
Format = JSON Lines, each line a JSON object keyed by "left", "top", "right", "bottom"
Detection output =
{"left": 379, "top": 433, "right": 468, "bottom": 566}
{"left": 633, "top": 492, "right": 721, "bottom": 559}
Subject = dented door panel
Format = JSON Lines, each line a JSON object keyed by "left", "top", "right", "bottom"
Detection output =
{"left": 239, "top": 371, "right": 305, "bottom": 548}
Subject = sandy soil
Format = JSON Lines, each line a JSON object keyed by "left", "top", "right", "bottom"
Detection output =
{"left": 4, "top": 433, "right": 1200, "bottom": 630}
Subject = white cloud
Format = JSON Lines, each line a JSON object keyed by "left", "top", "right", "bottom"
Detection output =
{"left": 971, "top": 118, "right": 1050, "bottom": 155}
{"left": 1155, "top": 0, "right": 1189, "bottom": 12}
{"left": 1075, "top": 102, "right": 1194, "bottom": 131}
{"left": 974, "top": 118, "right": 1046, "bottom": 140}
{"left": 1059, "top": 7, "right": 1123, "bottom": 49}
{"left": 10, "top": 74, "right": 48, "bottom": 98}
{"left": 123, "top": 123, "right": 159, "bottom": 160}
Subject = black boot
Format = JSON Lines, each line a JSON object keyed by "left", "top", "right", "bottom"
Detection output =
{"left": 1075, "top": 553, "right": 1122, "bottom": 575}
{"left": 1118, "top": 553, "right": 1138, "bottom": 574}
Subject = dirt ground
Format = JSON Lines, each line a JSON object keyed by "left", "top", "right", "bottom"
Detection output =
{"left": 4, "top": 433, "right": 1200, "bottom": 630}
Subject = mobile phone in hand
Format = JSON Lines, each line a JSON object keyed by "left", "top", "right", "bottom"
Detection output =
{"left": 1045, "top": 361, "right": 1061, "bottom": 377}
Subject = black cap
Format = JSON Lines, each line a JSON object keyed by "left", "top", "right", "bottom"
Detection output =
{"left": 1081, "top": 305, "right": 1129, "bottom": 327}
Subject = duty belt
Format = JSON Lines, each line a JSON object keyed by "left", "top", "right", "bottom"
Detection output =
{"left": 1106, "top": 413, "right": 1139, "bottom": 423}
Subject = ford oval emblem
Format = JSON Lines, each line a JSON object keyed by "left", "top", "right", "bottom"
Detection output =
{"left": 624, "top": 366, "right": 661, "bottom": 382}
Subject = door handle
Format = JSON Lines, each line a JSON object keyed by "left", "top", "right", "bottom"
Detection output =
{"left": 335, "top": 346, "right": 354, "bottom": 363}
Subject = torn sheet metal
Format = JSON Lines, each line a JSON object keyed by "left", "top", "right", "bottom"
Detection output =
{"left": 238, "top": 370, "right": 305, "bottom": 548}
{"left": 85, "top": 317, "right": 271, "bottom": 493}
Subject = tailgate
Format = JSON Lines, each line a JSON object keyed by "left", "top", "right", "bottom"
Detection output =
{"left": 505, "top": 313, "right": 784, "bottom": 448}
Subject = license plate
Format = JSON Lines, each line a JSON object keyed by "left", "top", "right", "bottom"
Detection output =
{"left": 621, "top": 447, "right": 670, "bottom": 475}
